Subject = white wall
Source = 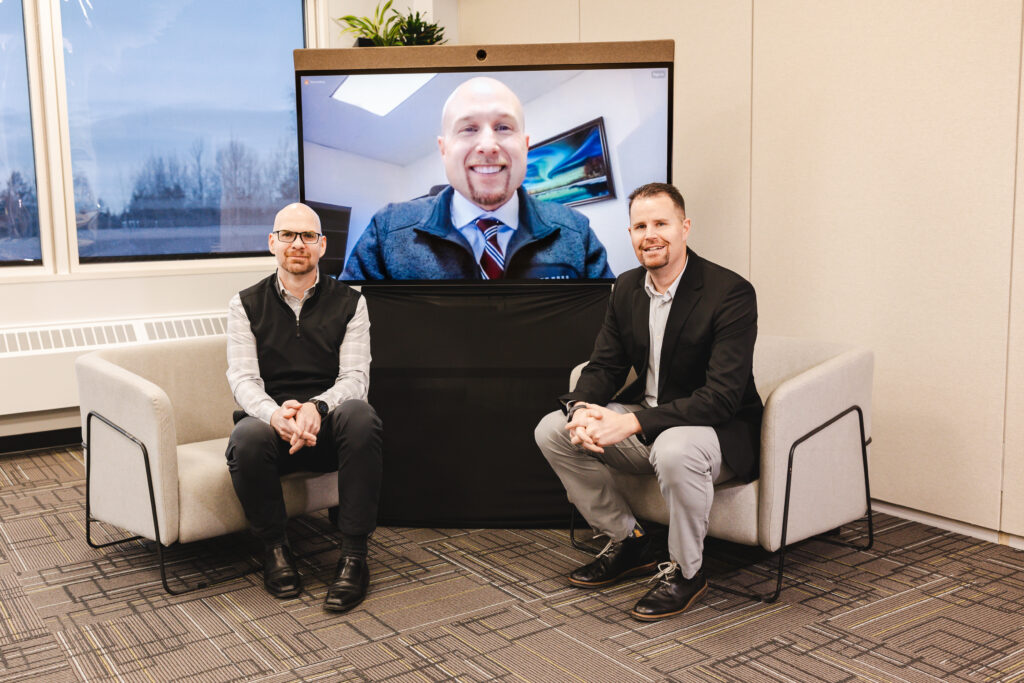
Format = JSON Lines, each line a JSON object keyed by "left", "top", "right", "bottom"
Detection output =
{"left": 522, "top": 69, "right": 669, "bottom": 275}
{"left": 303, "top": 141, "right": 408, "bottom": 257}
{"left": 1003, "top": 44, "right": 1024, "bottom": 538}
{"left": 751, "top": 0, "right": 1020, "bottom": 530}
{"left": 401, "top": 146, "right": 447, "bottom": 198}
{"left": 457, "top": 0, "right": 1024, "bottom": 537}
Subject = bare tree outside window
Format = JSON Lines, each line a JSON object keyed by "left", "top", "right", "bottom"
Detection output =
{"left": 61, "top": 1, "right": 304, "bottom": 261}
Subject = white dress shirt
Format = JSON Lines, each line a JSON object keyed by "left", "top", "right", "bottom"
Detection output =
{"left": 643, "top": 260, "right": 687, "bottom": 407}
{"left": 226, "top": 272, "right": 371, "bottom": 423}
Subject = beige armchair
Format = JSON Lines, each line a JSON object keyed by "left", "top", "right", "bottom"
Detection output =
{"left": 75, "top": 335, "right": 340, "bottom": 594}
{"left": 568, "top": 334, "right": 874, "bottom": 602}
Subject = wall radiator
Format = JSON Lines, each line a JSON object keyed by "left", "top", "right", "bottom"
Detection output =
{"left": 0, "top": 313, "right": 227, "bottom": 417}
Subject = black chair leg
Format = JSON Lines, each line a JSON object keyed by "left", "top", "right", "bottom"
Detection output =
{"left": 154, "top": 543, "right": 261, "bottom": 596}
{"left": 86, "top": 410, "right": 271, "bottom": 596}
{"left": 711, "top": 406, "right": 875, "bottom": 604}
{"left": 568, "top": 506, "right": 605, "bottom": 554}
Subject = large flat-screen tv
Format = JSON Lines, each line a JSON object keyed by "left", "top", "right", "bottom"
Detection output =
{"left": 294, "top": 41, "right": 672, "bottom": 283}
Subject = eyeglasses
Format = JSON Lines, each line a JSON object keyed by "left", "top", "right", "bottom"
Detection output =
{"left": 273, "top": 230, "right": 322, "bottom": 244}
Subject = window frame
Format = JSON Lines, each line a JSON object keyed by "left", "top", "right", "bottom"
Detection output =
{"left": 1, "top": 0, "right": 324, "bottom": 283}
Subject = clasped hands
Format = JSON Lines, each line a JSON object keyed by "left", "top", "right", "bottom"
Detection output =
{"left": 270, "top": 399, "right": 321, "bottom": 454}
{"left": 565, "top": 403, "right": 641, "bottom": 454}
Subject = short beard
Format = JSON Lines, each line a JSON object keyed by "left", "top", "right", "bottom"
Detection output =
{"left": 469, "top": 176, "right": 514, "bottom": 210}
{"left": 281, "top": 256, "right": 316, "bottom": 276}
{"left": 640, "top": 253, "right": 668, "bottom": 270}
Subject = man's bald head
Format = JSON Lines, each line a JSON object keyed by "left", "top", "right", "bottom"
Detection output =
{"left": 441, "top": 77, "right": 525, "bottom": 132}
{"left": 273, "top": 202, "right": 321, "bottom": 233}
{"left": 438, "top": 77, "right": 529, "bottom": 211}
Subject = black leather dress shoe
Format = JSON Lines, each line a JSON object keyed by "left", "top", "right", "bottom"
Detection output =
{"left": 324, "top": 555, "right": 369, "bottom": 613}
{"left": 630, "top": 563, "right": 707, "bottom": 621}
{"left": 569, "top": 533, "right": 658, "bottom": 588}
{"left": 263, "top": 544, "right": 302, "bottom": 599}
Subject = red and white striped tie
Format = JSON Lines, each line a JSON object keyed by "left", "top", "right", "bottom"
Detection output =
{"left": 476, "top": 217, "right": 504, "bottom": 280}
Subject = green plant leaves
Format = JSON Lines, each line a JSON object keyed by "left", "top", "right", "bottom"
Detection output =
{"left": 335, "top": 1, "right": 446, "bottom": 47}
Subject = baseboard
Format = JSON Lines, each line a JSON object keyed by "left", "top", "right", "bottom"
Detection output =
{"left": 0, "top": 427, "right": 82, "bottom": 456}
{"left": 0, "top": 407, "right": 81, "bottom": 438}
{"left": 874, "top": 500, "right": 1024, "bottom": 551}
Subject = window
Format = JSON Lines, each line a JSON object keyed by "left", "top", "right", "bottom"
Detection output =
{"left": 60, "top": 1, "right": 304, "bottom": 262}
{"left": 0, "top": 0, "right": 42, "bottom": 266}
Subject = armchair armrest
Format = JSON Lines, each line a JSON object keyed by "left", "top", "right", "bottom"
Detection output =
{"left": 569, "top": 362, "right": 587, "bottom": 392}
{"left": 569, "top": 362, "right": 637, "bottom": 395}
{"left": 757, "top": 346, "right": 874, "bottom": 551}
{"left": 76, "top": 353, "right": 181, "bottom": 545}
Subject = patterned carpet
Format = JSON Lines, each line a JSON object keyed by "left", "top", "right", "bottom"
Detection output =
{"left": 1, "top": 446, "right": 1023, "bottom": 682}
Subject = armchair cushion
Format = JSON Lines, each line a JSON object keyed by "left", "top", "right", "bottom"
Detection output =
{"left": 76, "top": 335, "right": 340, "bottom": 548}
{"left": 569, "top": 334, "right": 873, "bottom": 553}
{"left": 176, "top": 438, "right": 339, "bottom": 544}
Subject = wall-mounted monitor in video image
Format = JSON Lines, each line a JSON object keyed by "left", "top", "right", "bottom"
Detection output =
{"left": 524, "top": 117, "right": 615, "bottom": 208}
{"left": 295, "top": 41, "right": 673, "bottom": 283}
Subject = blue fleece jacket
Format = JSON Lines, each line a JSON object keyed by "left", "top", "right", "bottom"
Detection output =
{"left": 341, "top": 186, "right": 614, "bottom": 281}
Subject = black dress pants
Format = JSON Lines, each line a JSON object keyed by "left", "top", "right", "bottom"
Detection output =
{"left": 225, "top": 399, "right": 383, "bottom": 545}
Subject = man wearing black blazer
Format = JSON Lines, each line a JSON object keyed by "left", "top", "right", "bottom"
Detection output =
{"left": 535, "top": 182, "right": 763, "bottom": 621}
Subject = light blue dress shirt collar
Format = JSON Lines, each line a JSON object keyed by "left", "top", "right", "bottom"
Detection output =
{"left": 450, "top": 190, "right": 520, "bottom": 267}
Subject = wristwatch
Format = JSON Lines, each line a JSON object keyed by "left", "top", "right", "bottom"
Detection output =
{"left": 310, "top": 399, "right": 329, "bottom": 418}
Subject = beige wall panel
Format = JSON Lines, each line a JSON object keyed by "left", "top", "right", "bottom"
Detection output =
{"left": 580, "top": 0, "right": 753, "bottom": 276}
{"left": 1002, "top": 58, "right": 1024, "bottom": 536}
{"left": 458, "top": 0, "right": 579, "bottom": 45}
{"left": 751, "top": 1, "right": 1019, "bottom": 528}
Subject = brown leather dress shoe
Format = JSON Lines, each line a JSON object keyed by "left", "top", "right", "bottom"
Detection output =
{"left": 569, "top": 533, "right": 658, "bottom": 588}
{"left": 263, "top": 543, "right": 302, "bottom": 599}
{"left": 324, "top": 555, "right": 369, "bottom": 613}
{"left": 630, "top": 563, "right": 707, "bottom": 621}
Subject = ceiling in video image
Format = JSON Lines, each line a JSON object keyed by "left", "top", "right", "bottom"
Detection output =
{"left": 299, "top": 66, "right": 670, "bottom": 279}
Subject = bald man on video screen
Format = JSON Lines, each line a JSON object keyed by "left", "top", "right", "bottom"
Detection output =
{"left": 341, "top": 77, "right": 613, "bottom": 281}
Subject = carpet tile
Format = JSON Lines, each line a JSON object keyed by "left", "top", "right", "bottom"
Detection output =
{"left": 2, "top": 446, "right": 1024, "bottom": 681}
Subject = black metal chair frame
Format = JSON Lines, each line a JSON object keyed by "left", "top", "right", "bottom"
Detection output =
{"left": 84, "top": 410, "right": 338, "bottom": 595}
{"left": 569, "top": 403, "right": 874, "bottom": 603}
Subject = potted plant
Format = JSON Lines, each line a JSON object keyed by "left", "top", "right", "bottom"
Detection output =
{"left": 336, "top": 0, "right": 447, "bottom": 47}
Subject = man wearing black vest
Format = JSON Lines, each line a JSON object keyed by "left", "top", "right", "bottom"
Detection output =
{"left": 225, "top": 202, "right": 382, "bottom": 612}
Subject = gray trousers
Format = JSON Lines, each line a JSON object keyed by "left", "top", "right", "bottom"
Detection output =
{"left": 535, "top": 403, "right": 732, "bottom": 579}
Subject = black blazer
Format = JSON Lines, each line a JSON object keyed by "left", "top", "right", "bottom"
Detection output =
{"left": 561, "top": 251, "right": 764, "bottom": 482}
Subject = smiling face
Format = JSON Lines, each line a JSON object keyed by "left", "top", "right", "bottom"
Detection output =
{"left": 268, "top": 203, "right": 324, "bottom": 277}
{"left": 628, "top": 192, "right": 691, "bottom": 279}
{"left": 438, "top": 77, "right": 529, "bottom": 211}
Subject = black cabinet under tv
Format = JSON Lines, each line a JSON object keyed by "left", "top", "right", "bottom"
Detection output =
{"left": 362, "top": 283, "right": 609, "bottom": 527}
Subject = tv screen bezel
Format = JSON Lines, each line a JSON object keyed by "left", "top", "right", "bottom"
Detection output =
{"left": 293, "top": 40, "right": 674, "bottom": 286}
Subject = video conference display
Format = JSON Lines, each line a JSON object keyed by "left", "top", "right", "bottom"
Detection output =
{"left": 297, "top": 64, "right": 671, "bottom": 282}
